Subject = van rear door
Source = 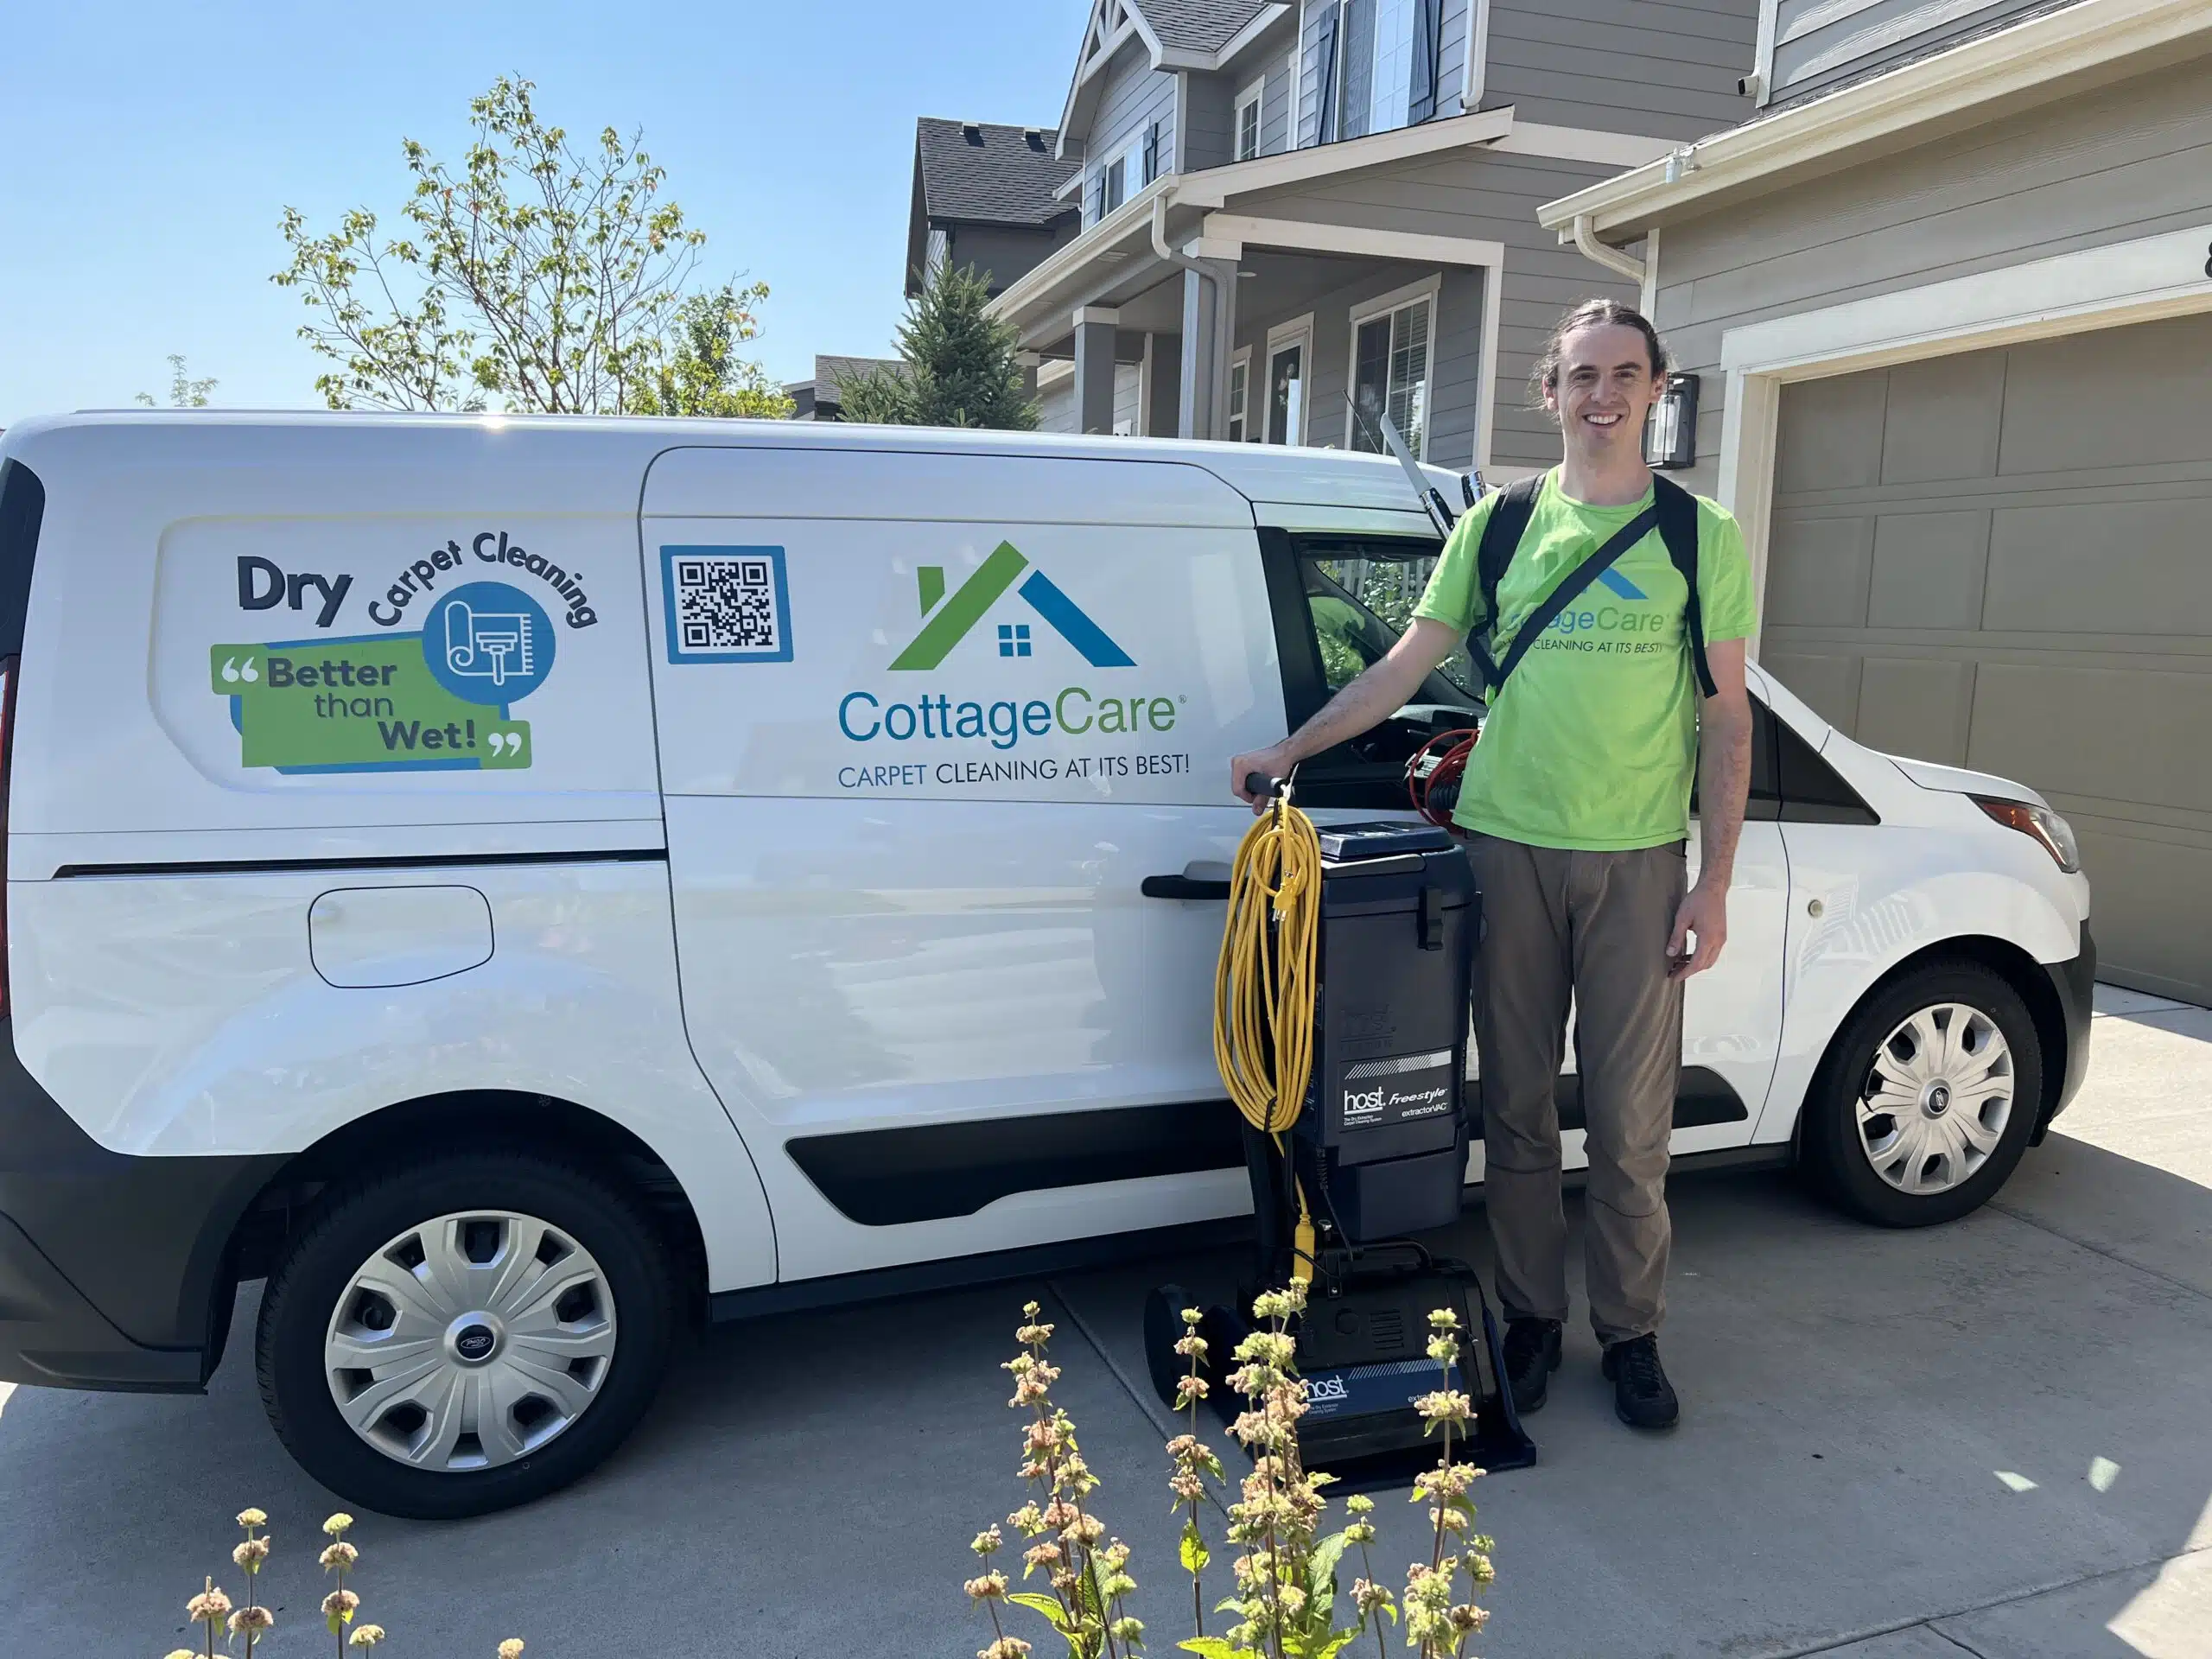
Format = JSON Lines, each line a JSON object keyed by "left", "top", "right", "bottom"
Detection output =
{"left": 639, "top": 444, "right": 1282, "bottom": 1281}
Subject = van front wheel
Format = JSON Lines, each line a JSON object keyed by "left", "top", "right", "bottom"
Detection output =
{"left": 256, "top": 1153, "right": 676, "bottom": 1518}
{"left": 1803, "top": 960, "right": 2044, "bottom": 1229}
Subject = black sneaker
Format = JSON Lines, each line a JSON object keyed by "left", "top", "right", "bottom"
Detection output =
{"left": 1601, "top": 1334, "right": 1680, "bottom": 1430}
{"left": 1501, "top": 1318, "right": 1563, "bottom": 1414}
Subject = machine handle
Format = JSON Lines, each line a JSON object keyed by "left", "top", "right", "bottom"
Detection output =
{"left": 1244, "top": 772, "right": 1283, "bottom": 800}
{"left": 1142, "top": 874, "right": 1232, "bottom": 901}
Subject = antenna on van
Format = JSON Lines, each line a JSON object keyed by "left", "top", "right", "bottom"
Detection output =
{"left": 1346, "top": 394, "right": 1458, "bottom": 539}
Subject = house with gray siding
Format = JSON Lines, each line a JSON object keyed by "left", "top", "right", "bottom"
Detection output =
{"left": 991, "top": 0, "right": 1758, "bottom": 474}
{"left": 907, "top": 118, "right": 1082, "bottom": 297}
{"left": 1539, "top": 0, "right": 2212, "bottom": 1002}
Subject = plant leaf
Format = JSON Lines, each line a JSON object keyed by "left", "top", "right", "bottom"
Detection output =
{"left": 1008, "top": 1591, "right": 1078, "bottom": 1635}
{"left": 1179, "top": 1519, "right": 1211, "bottom": 1575}
{"left": 1177, "top": 1639, "right": 1243, "bottom": 1659}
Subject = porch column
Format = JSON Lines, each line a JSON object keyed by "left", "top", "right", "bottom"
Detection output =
{"left": 1176, "top": 260, "right": 1238, "bottom": 441}
{"left": 1072, "top": 307, "right": 1120, "bottom": 435}
{"left": 1145, "top": 335, "right": 1181, "bottom": 437}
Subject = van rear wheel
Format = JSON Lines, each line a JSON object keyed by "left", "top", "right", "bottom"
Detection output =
{"left": 1802, "top": 960, "right": 2043, "bottom": 1229}
{"left": 256, "top": 1152, "right": 675, "bottom": 1518}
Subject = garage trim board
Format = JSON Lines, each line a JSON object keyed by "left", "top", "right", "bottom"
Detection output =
{"left": 1712, "top": 219, "right": 2212, "bottom": 645}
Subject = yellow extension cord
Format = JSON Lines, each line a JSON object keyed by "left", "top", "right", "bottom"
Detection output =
{"left": 1211, "top": 789, "right": 1325, "bottom": 1282}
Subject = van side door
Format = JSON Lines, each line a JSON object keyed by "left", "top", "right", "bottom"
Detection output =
{"left": 639, "top": 446, "right": 1283, "bottom": 1282}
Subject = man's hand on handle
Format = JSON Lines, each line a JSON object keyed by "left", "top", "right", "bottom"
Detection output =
{"left": 1224, "top": 618, "right": 1464, "bottom": 815}
{"left": 1228, "top": 745, "right": 1296, "bottom": 814}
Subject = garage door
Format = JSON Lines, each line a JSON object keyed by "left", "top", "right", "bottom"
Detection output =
{"left": 1760, "top": 310, "right": 2212, "bottom": 1005}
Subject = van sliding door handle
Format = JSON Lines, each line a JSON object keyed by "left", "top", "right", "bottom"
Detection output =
{"left": 1141, "top": 874, "right": 1231, "bottom": 900}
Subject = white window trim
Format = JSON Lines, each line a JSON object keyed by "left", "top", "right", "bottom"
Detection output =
{"left": 1714, "top": 218, "right": 2212, "bottom": 658}
{"left": 1344, "top": 271, "right": 1443, "bottom": 457}
{"left": 1264, "top": 312, "right": 1317, "bottom": 447}
{"left": 1236, "top": 75, "right": 1266, "bottom": 160}
{"left": 1229, "top": 345, "right": 1255, "bottom": 441}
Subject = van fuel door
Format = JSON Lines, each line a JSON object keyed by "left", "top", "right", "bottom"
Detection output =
{"left": 308, "top": 886, "right": 494, "bottom": 988}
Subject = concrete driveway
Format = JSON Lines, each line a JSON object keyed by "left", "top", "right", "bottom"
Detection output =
{"left": 3, "top": 988, "right": 2206, "bottom": 1657}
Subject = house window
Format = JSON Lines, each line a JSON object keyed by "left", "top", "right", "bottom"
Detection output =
{"left": 1103, "top": 155, "right": 1127, "bottom": 214}
{"left": 1349, "top": 287, "right": 1434, "bottom": 459}
{"left": 1315, "top": 0, "right": 1445, "bottom": 143}
{"left": 1088, "top": 169, "right": 1107, "bottom": 226}
{"left": 1265, "top": 318, "right": 1312, "bottom": 446}
{"left": 1236, "top": 79, "right": 1263, "bottom": 161}
{"left": 1141, "top": 121, "right": 1159, "bottom": 185}
{"left": 1228, "top": 350, "right": 1251, "bottom": 442}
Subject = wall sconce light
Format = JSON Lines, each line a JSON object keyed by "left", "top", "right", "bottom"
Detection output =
{"left": 1643, "top": 372, "right": 1700, "bottom": 469}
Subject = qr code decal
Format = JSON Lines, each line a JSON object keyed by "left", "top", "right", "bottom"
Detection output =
{"left": 662, "top": 545, "right": 793, "bottom": 664}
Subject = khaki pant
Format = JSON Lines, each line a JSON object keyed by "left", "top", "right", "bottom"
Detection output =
{"left": 1470, "top": 836, "right": 1686, "bottom": 1347}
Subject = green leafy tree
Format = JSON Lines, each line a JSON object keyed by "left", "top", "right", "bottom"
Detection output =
{"left": 632, "top": 283, "right": 791, "bottom": 417}
{"left": 840, "top": 262, "right": 1036, "bottom": 429}
{"left": 273, "top": 75, "right": 781, "bottom": 416}
{"left": 134, "top": 353, "right": 216, "bottom": 407}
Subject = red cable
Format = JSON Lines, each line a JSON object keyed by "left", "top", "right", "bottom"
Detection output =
{"left": 1406, "top": 726, "right": 1482, "bottom": 833}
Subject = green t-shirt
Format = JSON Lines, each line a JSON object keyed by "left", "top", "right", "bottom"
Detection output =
{"left": 1411, "top": 469, "right": 1756, "bottom": 851}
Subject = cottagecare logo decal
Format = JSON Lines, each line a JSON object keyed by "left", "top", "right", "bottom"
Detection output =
{"left": 890, "top": 542, "right": 1134, "bottom": 670}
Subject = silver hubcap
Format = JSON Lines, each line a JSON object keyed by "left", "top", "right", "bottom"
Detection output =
{"left": 1856, "top": 1002, "right": 2015, "bottom": 1197}
{"left": 325, "top": 1211, "right": 617, "bottom": 1472}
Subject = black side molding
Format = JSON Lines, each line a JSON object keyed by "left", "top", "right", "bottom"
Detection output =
{"left": 53, "top": 847, "right": 669, "bottom": 880}
{"left": 788, "top": 1067, "right": 1753, "bottom": 1227}
{"left": 709, "top": 1141, "right": 1796, "bottom": 1327}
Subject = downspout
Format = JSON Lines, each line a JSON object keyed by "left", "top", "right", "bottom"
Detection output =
{"left": 1568, "top": 212, "right": 1646, "bottom": 286}
{"left": 1151, "top": 188, "right": 1211, "bottom": 290}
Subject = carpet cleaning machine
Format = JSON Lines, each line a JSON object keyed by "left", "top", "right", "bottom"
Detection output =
{"left": 1138, "top": 413, "right": 1534, "bottom": 1475}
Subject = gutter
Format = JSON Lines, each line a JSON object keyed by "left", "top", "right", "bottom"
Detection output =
{"left": 1537, "top": 0, "right": 2212, "bottom": 241}
{"left": 1567, "top": 213, "right": 1645, "bottom": 284}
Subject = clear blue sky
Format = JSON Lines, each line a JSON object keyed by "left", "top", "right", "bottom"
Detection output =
{"left": 0, "top": 0, "right": 1094, "bottom": 425}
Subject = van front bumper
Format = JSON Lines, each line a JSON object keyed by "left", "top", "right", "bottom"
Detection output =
{"left": 2035, "top": 923, "right": 2096, "bottom": 1141}
{"left": 0, "top": 1022, "right": 281, "bottom": 1393}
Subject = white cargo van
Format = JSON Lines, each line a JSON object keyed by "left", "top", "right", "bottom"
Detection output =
{"left": 0, "top": 414, "right": 2092, "bottom": 1515}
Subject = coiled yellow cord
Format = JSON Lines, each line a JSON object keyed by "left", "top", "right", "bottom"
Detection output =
{"left": 1212, "top": 789, "right": 1324, "bottom": 1281}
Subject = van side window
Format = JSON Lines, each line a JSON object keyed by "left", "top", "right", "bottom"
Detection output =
{"left": 1259, "top": 530, "right": 1484, "bottom": 810}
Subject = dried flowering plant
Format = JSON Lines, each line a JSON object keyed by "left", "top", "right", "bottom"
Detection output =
{"left": 228, "top": 1509, "right": 276, "bottom": 1658}
{"left": 980, "top": 1300, "right": 1145, "bottom": 1659}
{"left": 1166, "top": 1306, "right": 1225, "bottom": 1640}
{"left": 166, "top": 1505, "right": 509, "bottom": 1656}
{"left": 1401, "top": 1310, "right": 1495, "bottom": 1657}
{"left": 1179, "top": 1281, "right": 1382, "bottom": 1659}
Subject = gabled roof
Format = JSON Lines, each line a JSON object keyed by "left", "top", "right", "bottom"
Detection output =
{"left": 1058, "top": 1, "right": 1293, "bottom": 154}
{"left": 915, "top": 118, "right": 1081, "bottom": 228}
{"left": 1139, "top": 0, "right": 1271, "bottom": 55}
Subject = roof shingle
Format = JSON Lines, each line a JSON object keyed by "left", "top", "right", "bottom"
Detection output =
{"left": 915, "top": 118, "right": 1081, "bottom": 229}
{"left": 1134, "top": 0, "right": 1270, "bottom": 56}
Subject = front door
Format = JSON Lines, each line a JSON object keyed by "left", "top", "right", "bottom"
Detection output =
{"left": 1266, "top": 324, "right": 1311, "bottom": 447}
{"left": 639, "top": 444, "right": 1284, "bottom": 1281}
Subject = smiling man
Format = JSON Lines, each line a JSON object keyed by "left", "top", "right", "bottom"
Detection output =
{"left": 1230, "top": 299, "right": 1756, "bottom": 1430}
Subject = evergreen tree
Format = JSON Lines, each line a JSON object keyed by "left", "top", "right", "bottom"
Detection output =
{"left": 841, "top": 263, "right": 1037, "bottom": 429}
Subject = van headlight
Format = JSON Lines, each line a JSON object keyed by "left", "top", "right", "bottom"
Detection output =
{"left": 1974, "top": 796, "right": 2081, "bottom": 874}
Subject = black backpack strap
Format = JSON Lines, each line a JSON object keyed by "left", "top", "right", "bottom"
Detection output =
{"left": 1489, "top": 505, "right": 1660, "bottom": 690}
{"left": 1465, "top": 474, "right": 1543, "bottom": 691}
{"left": 1654, "top": 475, "right": 1718, "bottom": 699}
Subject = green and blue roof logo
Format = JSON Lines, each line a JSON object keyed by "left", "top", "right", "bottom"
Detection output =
{"left": 1594, "top": 569, "right": 1648, "bottom": 601}
{"left": 892, "top": 542, "right": 1134, "bottom": 671}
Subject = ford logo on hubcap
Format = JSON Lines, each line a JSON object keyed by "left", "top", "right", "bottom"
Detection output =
{"left": 455, "top": 1324, "right": 496, "bottom": 1361}
{"left": 1925, "top": 1082, "right": 1952, "bottom": 1116}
